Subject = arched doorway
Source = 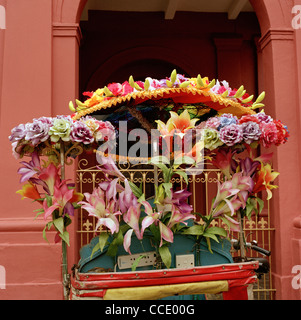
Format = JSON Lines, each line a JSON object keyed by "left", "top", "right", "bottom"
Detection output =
{"left": 54, "top": 0, "right": 301, "bottom": 300}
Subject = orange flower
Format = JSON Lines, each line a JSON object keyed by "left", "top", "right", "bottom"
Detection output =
{"left": 16, "top": 182, "right": 42, "bottom": 204}
{"left": 252, "top": 163, "right": 279, "bottom": 200}
{"left": 156, "top": 110, "right": 198, "bottom": 138}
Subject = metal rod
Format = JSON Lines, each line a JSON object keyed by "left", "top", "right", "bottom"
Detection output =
{"left": 237, "top": 210, "right": 246, "bottom": 260}
{"left": 60, "top": 141, "right": 70, "bottom": 300}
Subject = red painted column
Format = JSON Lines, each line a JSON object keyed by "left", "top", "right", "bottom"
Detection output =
{"left": 0, "top": 0, "right": 61, "bottom": 299}
{"left": 258, "top": 27, "right": 301, "bottom": 300}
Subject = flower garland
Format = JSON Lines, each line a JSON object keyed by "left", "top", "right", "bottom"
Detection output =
{"left": 199, "top": 112, "right": 289, "bottom": 151}
{"left": 69, "top": 70, "right": 265, "bottom": 119}
{"left": 9, "top": 115, "right": 116, "bottom": 159}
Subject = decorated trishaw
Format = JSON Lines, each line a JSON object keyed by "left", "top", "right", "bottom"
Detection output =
{"left": 9, "top": 70, "right": 289, "bottom": 300}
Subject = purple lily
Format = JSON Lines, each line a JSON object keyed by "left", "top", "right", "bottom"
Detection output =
{"left": 123, "top": 205, "right": 143, "bottom": 254}
{"left": 17, "top": 152, "right": 41, "bottom": 183}
{"left": 78, "top": 187, "right": 121, "bottom": 234}
{"left": 141, "top": 201, "right": 173, "bottom": 247}
{"left": 97, "top": 155, "right": 125, "bottom": 181}
{"left": 239, "top": 157, "right": 260, "bottom": 177}
{"left": 118, "top": 179, "right": 138, "bottom": 213}
{"left": 167, "top": 205, "right": 196, "bottom": 229}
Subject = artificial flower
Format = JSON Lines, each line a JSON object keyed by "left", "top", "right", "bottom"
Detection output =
{"left": 43, "top": 182, "right": 75, "bottom": 219}
{"left": 70, "top": 121, "right": 94, "bottom": 144}
{"left": 123, "top": 205, "right": 143, "bottom": 254}
{"left": 17, "top": 152, "right": 41, "bottom": 183}
{"left": 260, "top": 122, "right": 278, "bottom": 148}
{"left": 252, "top": 163, "right": 279, "bottom": 200}
{"left": 219, "top": 123, "right": 243, "bottom": 146}
{"left": 49, "top": 117, "right": 72, "bottom": 143}
{"left": 78, "top": 187, "right": 121, "bottom": 234}
{"left": 9, "top": 123, "right": 26, "bottom": 142}
{"left": 141, "top": 201, "right": 173, "bottom": 247}
{"left": 24, "top": 120, "right": 50, "bottom": 146}
{"left": 241, "top": 121, "right": 261, "bottom": 144}
{"left": 16, "top": 182, "right": 42, "bottom": 204}
{"left": 97, "top": 155, "right": 125, "bottom": 181}
{"left": 202, "top": 128, "right": 224, "bottom": 151}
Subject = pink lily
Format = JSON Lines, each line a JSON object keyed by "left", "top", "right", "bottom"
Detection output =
{"left": 39, "top": 162, "right": 61, "bottom": 196}
{"left": 78, "top": 187, "right": 120, "bottom": 234}
{"left": 211, "top": 148, "right": 235, "bottom": 179}
{"left": 123, "top": 205, "right": 143, "bottom": 254}
{"left": 17, "top": 151, "right": 41, "bottom": 183}
{"left": 118, "top": 179, "right": 138, "bottom": 213}
{"left": 97, "top": 155, "right": 125, "bottom": 181}
{"left": 167, "top": 205, "right": 196, "bottom": 229}
{"left": 141, "top": 201, "right": 173, "bottom": 247}
{"left": 43, "top": 182, "right": 74, "bottom": 220}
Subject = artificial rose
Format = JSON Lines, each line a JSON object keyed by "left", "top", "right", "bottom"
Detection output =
{"left": 9, "top": 123, "right": 26, "bottom": 142}
{"left": 49, "top": 117, "right": 72, "bottom": 142}
{"left": 24, "top": 120, "right": 50, "bottom": 145}
{"left": 274, "top": 120, "right": 289, "bottom": 146}
{"left": 241, "top": 121, "right": 261, "bottom": 144}
{"left": 107, "top": 83, "right": 123, "bottom": 96}
{"left": 70, "top": 121, "right": 94, "bottom": 144}
{"left": 219, "top": 124, "right": 243, "bottom": 146}
{"left": 260, "top": 122, "right": 278, "bottom": 148}
{"left": 202, "top": 128, "right": 224, "bottom": 151}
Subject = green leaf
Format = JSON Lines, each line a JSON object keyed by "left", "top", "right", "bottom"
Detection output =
{"left": 42, "top": 225, "right": 49, "bottom": 243}
{"left": 53, "top": 217, "right": 64, "bottom": 235}
{"left": 182, "top": 225, "right": 204, "bottom": 236}
{"left": 90, "top": 242, "right": 100, "bottom": 259}
{"left": 206, "top": 237, "right": 213, "bottom": 254}
{"left": 256, "top": 197, "right": 264, "bottom": 214}
{"left": 59, "top": 231, "right": 70, "bottom": 246}
{"left": 173, "top": 170, "right": 188, "bottom": 184}
{"left": 131, "top": 255, "right": 146, "bottom": 272}
{"left": 128, "top": 181, "right": 143, "bottom": 199}
{"left": 205, "top": 226, "right": 227, "bottom": 238}
{"left": 106, "top": 243, "right": 118, "bottom": 257}
{"left": 162, "top": 183, "right": 172, "bottom": 199}
{"left": 98, "top": 232, "right": 110, "bottom": 252}
{"left": 203, "top": 231, "right": 219, "bottom": 243}
{"left": 159, "top": 245, "right": 171, "bottom": 269}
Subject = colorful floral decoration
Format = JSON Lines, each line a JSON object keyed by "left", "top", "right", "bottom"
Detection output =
{"left": 9, "top": 70, "right": 289, "bottom": 271}
{"left": 9, "top": 115, "right": 116, "bottom": 244}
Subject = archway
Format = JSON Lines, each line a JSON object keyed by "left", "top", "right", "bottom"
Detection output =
{"left": 55, "top": 0, "right": 301, "bottom": 300}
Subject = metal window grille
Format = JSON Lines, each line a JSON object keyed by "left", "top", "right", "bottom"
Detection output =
{"left": 76, "top": 157, "right": 275, "bottom": 300}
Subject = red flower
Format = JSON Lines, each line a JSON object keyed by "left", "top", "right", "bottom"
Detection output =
{"left": 273, "top": 120, "right": 289, "bottom": 146}
{"left": 107, "top": 83, "right": 123, "bottom": 96}
{"left": 260, "top": 122, "right": 278, "bottom": 148}
{"left": 122, "top": 81, "right": 134, "bottom": 95}
{"left": 82, "top": 91, "right": 93, "bottom": 98}
{"left": 239, "top": 115, "right": 260, "bottom": 124}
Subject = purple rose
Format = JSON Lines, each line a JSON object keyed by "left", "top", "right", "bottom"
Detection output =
{"left": 217, "top": 114, "right": 238, "bottom": 130}
{"left": 9, "top": 123, "right": 26, "bottom": 142}
{"left": 24, "top": 120, "right": 50, "bottom": 145}
{"left": 255, "top": 112, "right": 272, "bottom": 123}
{"left": 219, "top": 124, "right": 243, "bottom": 146}
{"left": 241, "top": 121, "right": 261, "bottom": 144}
{"left": 70, "top": 121, "right": 94, "bottom": 144}
{"left": 33, "top": 116, "right": 53, "bottom": 126}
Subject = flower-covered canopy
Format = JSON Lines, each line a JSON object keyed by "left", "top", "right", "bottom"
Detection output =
{"left": 9, "top": 70, "right": 289, "bottom": 271}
